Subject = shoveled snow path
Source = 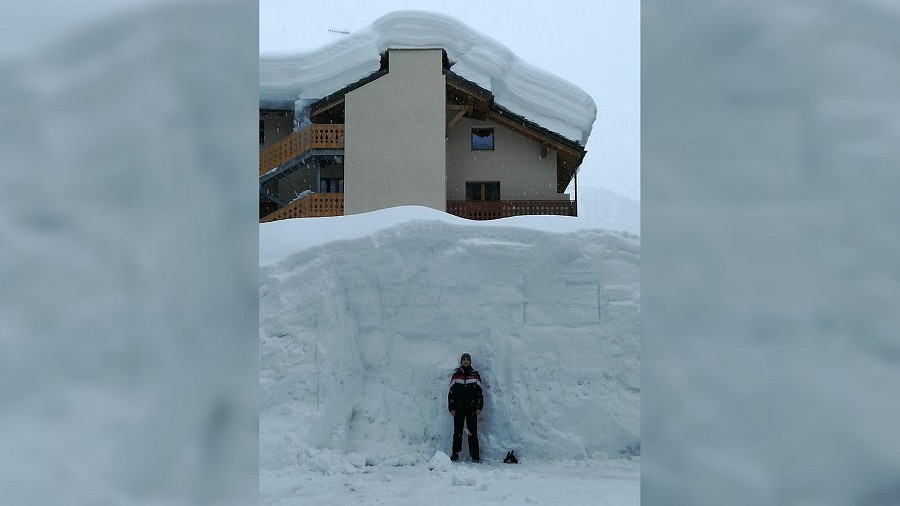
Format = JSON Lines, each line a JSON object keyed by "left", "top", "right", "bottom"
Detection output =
{"left": 262, "top": 457, "right": 639, "bottom": 506}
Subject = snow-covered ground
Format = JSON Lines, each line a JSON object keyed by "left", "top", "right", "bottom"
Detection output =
{"left": 259, "top": 207, "right": 640, "bottom": 505}
{"left": 263, "top": 457, "right": 638, "bottom": 506}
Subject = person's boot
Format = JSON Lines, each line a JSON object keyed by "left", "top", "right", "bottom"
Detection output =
{"left": 471, "top": 455, "right": 481, "bottom": 463}
{"left": 450, "top": 452, "right": 459, "bottom": 462}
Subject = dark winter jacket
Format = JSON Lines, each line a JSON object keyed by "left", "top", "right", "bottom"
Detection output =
{"left": 448, "top": 366, "right": 484, "bottom": 413}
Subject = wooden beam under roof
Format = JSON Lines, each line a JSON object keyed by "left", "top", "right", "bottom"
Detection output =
{"left": 311, "top": 97, "right": 345, "bottom": 118}
{"left": 446, "top": 104, "right": 470, "bottom": 131}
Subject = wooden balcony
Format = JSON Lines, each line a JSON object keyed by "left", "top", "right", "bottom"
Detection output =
{"left": 447, "top": 200, "right": 576, "bottom": 220}
{"left": 261, "top": 196, "right": 576, "bottom": 223}
{"left": 260, "top": 193, "right": 344, "bottom": 223}
{"left": 259, "top": 124, "right": 344, "bottom": 176}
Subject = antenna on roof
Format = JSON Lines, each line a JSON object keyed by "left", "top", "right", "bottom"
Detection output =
{"left": 327, "top": 29, "right": 350, "bottom": 35}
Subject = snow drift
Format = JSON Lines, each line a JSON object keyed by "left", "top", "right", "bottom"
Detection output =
{"left": 259, "top": 208, "right": 639, "bottom": 478}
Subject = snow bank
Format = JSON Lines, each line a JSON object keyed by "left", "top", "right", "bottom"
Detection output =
{"left": 259, "top": 208, "right": 640, "bottom": 479}
{"left": 259, "top": 205, "right": 635, "bottom": 267}
{"left": 259, "top": 10, "right": 597, "bottom": 145}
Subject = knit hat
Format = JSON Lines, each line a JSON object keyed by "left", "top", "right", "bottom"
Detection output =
{"left": 460, "top": 353, "right": 471, "bottom": 363}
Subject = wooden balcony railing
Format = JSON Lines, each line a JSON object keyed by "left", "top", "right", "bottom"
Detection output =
{"left": 259, "top": 124, "right": 344, "bottom": 176}
{"left": 260, "top": 193, "right": 344, "bottom": 223}
{"left": 261, "top": 196, "right": 574, "bottom": 223}
{"left": 447, "top": 200, "right": 576, "bottom": 220}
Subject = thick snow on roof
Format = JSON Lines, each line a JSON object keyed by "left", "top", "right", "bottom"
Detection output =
{"left": 260, "top": 10, "right": 597, "bottom": 146}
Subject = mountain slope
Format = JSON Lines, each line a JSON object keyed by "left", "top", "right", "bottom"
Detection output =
{"left": 575, "top": 186, "right": 640, "bottom": 235}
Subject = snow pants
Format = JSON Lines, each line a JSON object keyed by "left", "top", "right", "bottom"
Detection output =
{"left": 452, "top": 410, "right": 480, "bottom": 459}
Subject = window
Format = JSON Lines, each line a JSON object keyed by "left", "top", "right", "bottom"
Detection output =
{"left": 259, "top": 120, "right": 265, "bottom": 144}
{"left": 471, "top": 128, "right": 494, "bottom": 150}
{"left": 319, "top": 178, "right": 344, "bottom": 194}
{"left": 466, "top": 182, "right": 500, "bottom": 201}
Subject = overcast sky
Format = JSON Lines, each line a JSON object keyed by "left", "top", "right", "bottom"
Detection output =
{"left": 260, "top": 0, "right": 640, "bottom": 201}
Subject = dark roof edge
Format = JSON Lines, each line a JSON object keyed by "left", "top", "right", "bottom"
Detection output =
{"left": 308, "top": 49, "right": 449, "bottom": 113}
{"left": 490, "top": 102, "right": 585, "bottom": 153}
{"left": 306, "top": 68, "right": 389, "bottom": 114}
{"left": 443, "top": 69, "right": 492, "bottom": 100}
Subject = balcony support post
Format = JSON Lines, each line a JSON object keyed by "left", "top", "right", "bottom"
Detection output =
{"left": 574, "top": 169, "right": 578, "bottom": 217}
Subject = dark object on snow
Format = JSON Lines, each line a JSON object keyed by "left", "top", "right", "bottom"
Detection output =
{"left": 450, "top": 452, "right": 459, "bottom": 462}
{"left": 503, "top": 450, "right": 519, "bottom": 464}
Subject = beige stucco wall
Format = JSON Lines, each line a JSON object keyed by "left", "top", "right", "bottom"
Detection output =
{"left": 344, "top": 49, "right": 446, "bottom": 215}
{"left": 446, "top": 117, "right": 569, "bottom": 201}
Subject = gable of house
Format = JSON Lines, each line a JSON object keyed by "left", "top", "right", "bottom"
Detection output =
{"left": 303, "top": 49, "right": 588, "bottom": 195}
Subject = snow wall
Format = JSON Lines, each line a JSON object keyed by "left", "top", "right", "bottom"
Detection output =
{"left": 260, "top": 218, "right": 639, "bottom": 473}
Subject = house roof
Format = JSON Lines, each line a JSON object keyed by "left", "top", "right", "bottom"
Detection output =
{"left": 303, "top": 62, "right": 587, "bottom": 192}
{"left": 443, "top": 69, "right": 587, "bottom": 193}
{"left": 260, "top": 10, "right": 597, "bottom": 147}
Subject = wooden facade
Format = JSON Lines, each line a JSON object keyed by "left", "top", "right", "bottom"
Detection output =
{"left": 260, "top": 193, "right": 345, "bottom": 222}
{"left": 261, "top": 194, "right": 575, "bottom": 222}
{"left": 446, "top": 200, "right": 576, "bottom": 220}
{"left": 259, "top": 124, "right": 344, "bottom": 176}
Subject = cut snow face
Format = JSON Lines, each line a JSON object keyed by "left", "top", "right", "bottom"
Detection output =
{"left": 259, "top": 10, "right": 597, "bottom": 145}
{"left": 259, "top": 207, "right": 640, "bottom": 497}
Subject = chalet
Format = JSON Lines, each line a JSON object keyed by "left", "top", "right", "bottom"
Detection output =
{"left": 260, "top": 15, "right": 593, "bottom": 222}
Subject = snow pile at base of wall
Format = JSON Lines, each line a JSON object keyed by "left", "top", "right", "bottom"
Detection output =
{"left": 259, "top": 210, "right": 639, "bottom": 475}
{"left": 259, "top": 10, "right": 597, "bottom": 145}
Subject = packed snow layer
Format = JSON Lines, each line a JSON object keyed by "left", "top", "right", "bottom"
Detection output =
{"left": 259, "top": 208, "right": 640, "bottom": 502}
{"left": 263, "top": 456, "right": 639, "bottom": 506}
{"left": 259, "top": 206, "right": 637, "bottom": 267}
{"left": 259, "top": 10, "right": 597, "bottom": 145}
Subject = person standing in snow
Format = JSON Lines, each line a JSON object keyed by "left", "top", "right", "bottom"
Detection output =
{"left": 448, "top": 352, "right": 484, "bottom": 463}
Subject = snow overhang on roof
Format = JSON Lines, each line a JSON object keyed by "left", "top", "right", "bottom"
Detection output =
{"left": 259, "top": 10, "right": 597, "bottom": 147}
